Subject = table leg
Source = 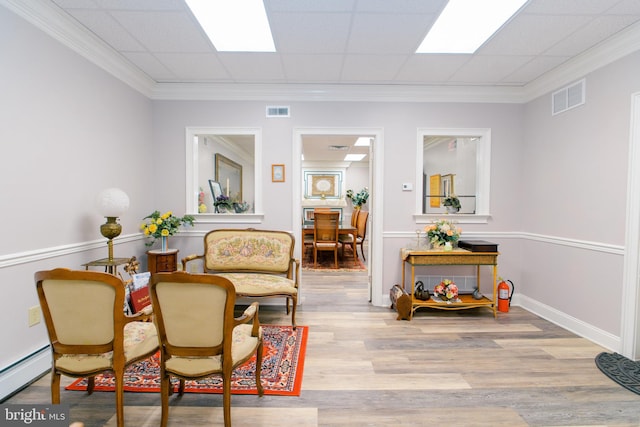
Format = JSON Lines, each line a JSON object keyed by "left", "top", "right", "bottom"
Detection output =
{"left": 492, "top": 265, "right": 498, "bottom": 318}
{"left": 352, "top": 230, "right": 358, "bottom": 264}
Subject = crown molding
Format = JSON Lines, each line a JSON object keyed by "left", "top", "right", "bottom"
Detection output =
{"left": 5, "top": 0, "right": 640, "bottom": 104}
{"left": 522, "top": 20, "right": 640, "bottom": 102}
{"left": 149, "top": 82, "right": 526, "bottom": 103}
{"left": 2, "top": 0, "right": 155, "bottom": 97}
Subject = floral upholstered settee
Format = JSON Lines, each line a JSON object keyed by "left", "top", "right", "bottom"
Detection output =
{"left": 181, "top": 228, "right": 300, "bottom": 328}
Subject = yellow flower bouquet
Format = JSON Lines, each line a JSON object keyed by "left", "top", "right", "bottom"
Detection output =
{"left": 140, "top": 210, "right": 194, "bottom": 247}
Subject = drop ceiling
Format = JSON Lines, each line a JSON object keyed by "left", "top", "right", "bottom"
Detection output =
{"left": 8, "top": 0, "right": 640, "bottom": 102}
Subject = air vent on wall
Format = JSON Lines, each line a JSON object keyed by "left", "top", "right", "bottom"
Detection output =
{"left": 552, "top": 79, "right": 585, "bottom": 115}
{"left": 266, "top": 106, "right": 290, "bottom": 118}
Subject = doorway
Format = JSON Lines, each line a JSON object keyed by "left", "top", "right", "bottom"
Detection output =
{"left": 292, "top": 128, "right": 384, "bottom": 305}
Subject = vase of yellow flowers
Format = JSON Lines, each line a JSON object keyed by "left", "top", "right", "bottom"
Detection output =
{"left": 141, "top": 210, "right": 195, "bottom": 250}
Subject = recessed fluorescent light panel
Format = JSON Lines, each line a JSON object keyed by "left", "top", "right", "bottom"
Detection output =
{"left": 416, "top": 0, "right": 527, "bottom": 54}
{"left": 354, "top": 137, "right": 372, "bottom": 147}
{"left": 344, "top": 154, "right": 367, "bottom": 162}
{"left": 186, "top": 0, "right": 275, "bottom": 52}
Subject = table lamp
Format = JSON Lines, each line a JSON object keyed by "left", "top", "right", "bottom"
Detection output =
{"left": 96, "top": 188, "right": 130, "bottom": 261}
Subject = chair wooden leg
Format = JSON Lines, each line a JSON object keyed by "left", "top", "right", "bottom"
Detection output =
{"left": 359, "top": 242, "right": 366, "bottom": 261}
{"left": 222, "top": 369, "right": 232, "bottom": 427}
{"left": 160, "top": 367, "right": 170, "bottom": 427}
{"left": 87, "top": 376, "right": 95, "bottom": 395}
{"left": 291, "top": 295, "right": 298, "bottom": 329}
{"left": 333, "top": 250, "right": 338, "bottom": 268}
{"left": 51, "top": 371, "right": 61, "bottom": 404}
{"left": 256, "top": 341, "right": 264, "bottom": 396}
{"left": 114, "top": 367, "right": 125, "bottom": 427}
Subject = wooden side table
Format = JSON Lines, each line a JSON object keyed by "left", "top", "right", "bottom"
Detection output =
{"left": 83, "top": 257, "right": 132, "bottom": 276}
{"left": 147, "top": 249, "right": 179, "bottom": 273}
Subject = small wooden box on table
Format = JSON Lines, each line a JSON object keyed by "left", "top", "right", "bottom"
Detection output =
{"left": 401, "top": 247, "right": 499, "bottom": 319}
{"left": 147, "top": 249, "right": 178, "bottom": 273}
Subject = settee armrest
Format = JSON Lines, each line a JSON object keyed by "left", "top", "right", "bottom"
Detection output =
{"left": 290, "top": 258, "right": 300, "bottom": 288}
{"left": 181, "top": 254, "right": 204, "bottom": 272}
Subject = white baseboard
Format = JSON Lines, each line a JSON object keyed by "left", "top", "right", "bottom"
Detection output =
{"left": 515, "top": 294, "right": 620, "bottom": 352}
{"left": 0, "top": 347, "right": 51, "bottom": 402}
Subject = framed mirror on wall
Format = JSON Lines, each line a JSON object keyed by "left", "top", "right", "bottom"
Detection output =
{"left": 185, "top": 127, "right": 262, "bottom": 218}
{"left": 417, "top": 128, "right": 491, "bottom": 220}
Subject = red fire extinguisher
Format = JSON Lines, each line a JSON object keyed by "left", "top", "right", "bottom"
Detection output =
{"left": 497, "top": 278, "right": 514, "bottom": 313}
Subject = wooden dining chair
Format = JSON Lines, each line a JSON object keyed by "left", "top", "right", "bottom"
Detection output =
{"left": 339, "top": 209, "right": 360, "bottom": 260}
{"left": 313, "top": 211, "right": 340, "bottom": 268}
{"left": 35, "top": 268, "right": 159, "bottom": 427}
{"left": 355, "top": 210, "right": 369, "bottom": 261}
{"left": 149, "top": 272, "right": 263, "bottom": 427}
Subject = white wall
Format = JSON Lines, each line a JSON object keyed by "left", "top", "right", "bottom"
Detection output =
{"left": 3, "top": 1, "right": 640, "bottom": 401}
{"left": 0, "top": 6, "right": 154, "bottom": 399}
{"left": 519, "top": 51, "right": 640, "bottom": 339}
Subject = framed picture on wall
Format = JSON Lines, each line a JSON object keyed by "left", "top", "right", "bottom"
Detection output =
{"left": 215, "top": 153, "right": 242, "bottom": 200}
{"left": 303, "top": 171, "right": 342, "bottom": 198}
{"left": 429, "top": 174, "right": 441, "bottom": 208}
{"left": 272, "top": 164, "right": 285, "bottom": 182}
{"left": 208, "top": 180, "right": 223, "bottom": 201}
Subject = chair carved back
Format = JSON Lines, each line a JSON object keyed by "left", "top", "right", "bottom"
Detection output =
{"left": 314, "top": 211, "right": 340, "bottom": 244}
{"left": 356, "top": 210, "right": 369, "bottom": 240}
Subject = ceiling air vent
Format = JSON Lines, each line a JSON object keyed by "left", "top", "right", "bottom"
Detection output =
{"left": 266, "top": 106, "right": 290, "bottom": 118}
{"left": 552, "top": 79, "right": 585, "bottom": 116}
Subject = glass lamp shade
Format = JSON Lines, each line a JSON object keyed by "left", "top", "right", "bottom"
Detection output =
{"left": 96, "top": 188, "right": 130, "bottom": 217}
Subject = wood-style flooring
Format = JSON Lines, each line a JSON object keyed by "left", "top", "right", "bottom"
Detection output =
{"left": 4, "top": 269, "right": 640, "bottom": 426}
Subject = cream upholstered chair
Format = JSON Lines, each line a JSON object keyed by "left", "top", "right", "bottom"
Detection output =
{"left": 313, "top": 211, "right": 341, "bottom": 268}
{"left": 149, "top": 271, "right": 264, "bottom": 427}
{"left": 34, "top": 268, "right": 159, "bottom": 427}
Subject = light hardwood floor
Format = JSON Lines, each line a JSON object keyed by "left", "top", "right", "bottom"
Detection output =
{"left": 5, "top": 269, "right": 640, "bottom": 426}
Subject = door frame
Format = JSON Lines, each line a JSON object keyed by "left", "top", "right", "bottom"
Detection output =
{"left": 622, "top": 92, "right": 640, "bottom": 359}
{"left": 293, "top": 127, "right": 384, "bottom": 306}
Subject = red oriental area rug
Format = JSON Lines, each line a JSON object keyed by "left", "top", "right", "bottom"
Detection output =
{"left": 302, "top": 246, "right": 366, "bottom": 271}
{"left": 66, "top": 325, "right": 307, "bottom": 396}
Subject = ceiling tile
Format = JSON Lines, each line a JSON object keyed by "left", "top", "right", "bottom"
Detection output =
{"left": 395, "top": 54, "right": 472, "bottom": 83}
{"left": 347, "top": 13, "right": 437, "bottom": 54}
{"left": 480, "top": 14, "right": 594, "bottom": 56}
{"left": 280, "top": 54, "right": 344, "bottom": 82}
{"left": 544, "top": 15, "right": 640, "bottom": 56}
{"left": 218, "top": 53, "right": 286, "bottom": 82}
{"left": 269, "top": 12, "right": 352, "bottom": 54}
{"left": 341, "top": 54, "right": 410, "bottom": 82}
{"left": 67, "top": 10, "right": 144, "bottom": 51}
{"left": 354, "top": 0, "right": 447, "bottom": 14}
{"left": 267, "top": 0, "right": 356, "bottom": 13}
{"left": 449, "top": 55, "right": 535, "bottom": 84}
{"left": 500, "top": 55, "right": 570, "bottom": 84}
{"left": 111, "top": 10, "right": 211, "bottom": 53}
{"left": 154, "top": 53, "right": 229, "bottom": 81}
{"left": 121, "top": 52, "right": 175, "bottom": 80}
